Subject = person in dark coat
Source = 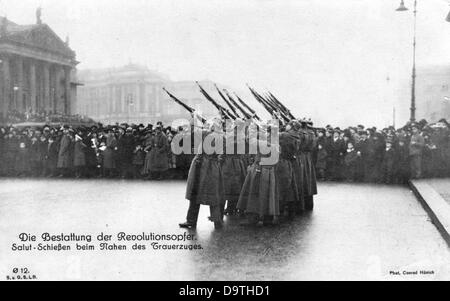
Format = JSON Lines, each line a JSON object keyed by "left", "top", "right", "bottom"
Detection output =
{"left": 302, "top": 120, "right": 318, "bottom": 210}
{"left": 409, "top": 124, "right": 425, "bottom": 179}
{"left": 146, "top": 125, "right": 169, "bottom": 180}
{"left": 116, "top": 127, "right": 136, "bottom": 179}
{"left": 343, "top": 142, "right": 359, "bottom": 182}
{"left": 73, "top": 134, "right": 87, "bottom": 178}
{"left": 222, "top": 120, "right": 248, "bottom": 215}
{"left": 180, "top": 117, "right": 225, "bottom": 230}
{"left": 37, "top": 135, "right": 48, "bottom": 176}
{"left": 315, "top": 142, "right": 328, "bottom": 181}
{"left": 132, "top": 144, "right": 145, "bottom": 179}
{"left": 15, "top": 136, "right": 30, "bottom": 177}
{"left": 276, "top": 122, "right": 299, "bottom": 218}
{"left": 3, "top": 131, "right": 17, "bottom": 176}
{"left": 237, "top": 123, "right": 279, "bottom": 226}
{"left": 43, "top": 136, "right": 59, "bottom": 177}
{"left": 83, "top": 130, "right": 98, "bottom": 178}
{"left": 29, "top": 134, "right": 42, "bottom": 177}
{"left": 381, "top": 141, "right": 396, "bottom": 184}
{"left": 57, "top": 127, "right": 73, "bottom": 177}
{"left": 103, "top": 129, "right": 117, "bottom": 177}
{"left": 327, "top": 129, "right": 345, "bottom": 181}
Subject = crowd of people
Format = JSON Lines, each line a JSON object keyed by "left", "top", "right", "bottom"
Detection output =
{"left": 1, "top": 115, "right": 449, "bottom": 229}
{"left": 315, "top": 118, "right": 450, "bottom": 184}
{"left": 1, "top": 117, "right": 449, "bottom": 183}
{"left": 0, "top": 121, "right": 177, "bottom": 180}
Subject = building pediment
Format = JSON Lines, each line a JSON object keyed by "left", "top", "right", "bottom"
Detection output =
{"left": 2, "top": 22, "right": 75, "bottom": 59}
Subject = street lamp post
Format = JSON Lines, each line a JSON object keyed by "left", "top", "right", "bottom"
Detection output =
{"left": 396, "top": 0, "right": 417, "bottom": 123}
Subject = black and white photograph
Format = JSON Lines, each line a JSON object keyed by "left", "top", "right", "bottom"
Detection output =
{"left": 1, "top": 0, "right": 450, "bottom": 285}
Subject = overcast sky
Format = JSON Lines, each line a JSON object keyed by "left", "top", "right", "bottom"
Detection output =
{"left": 2, "top": 0, "right": 450, "bottom": 127}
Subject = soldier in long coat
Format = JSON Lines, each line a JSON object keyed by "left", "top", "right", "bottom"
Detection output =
{"left": 237, "top": 123, "right": 280, "bottom": 226}
{"left": 222, "top": 120, "right": 248, "bottom": 215}
{"left": 289, "top": 121, "right": 306, "bottom": 214}
{"left": 276, "top": 122, "right": 299, "bottom": 218}
{"left": 302, "top": 120, "right": 318, "bottom": 210}
{"left": 179, "top": 117, "right": 225, "bottom": 230}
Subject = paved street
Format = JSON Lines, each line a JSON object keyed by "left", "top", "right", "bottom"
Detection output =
{"left": 427, "top": 178, "right": 450, "bottom": 206}
{"left": 0, "top": 178, "right": 449, "bottom": 280}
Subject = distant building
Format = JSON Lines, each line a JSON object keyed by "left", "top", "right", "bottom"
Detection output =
{"left": 398, "top": 65, "right": 450, "bottom": 123}
{"left": 0, "top": 11, "right": 79, "bottom": 120}
{"left": 77, "top": 64, "right": 221, "bottom": 125}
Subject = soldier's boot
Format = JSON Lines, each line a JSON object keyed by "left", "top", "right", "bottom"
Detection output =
{"left": 214, "top": 221, "right": 223, "bottom": 230}
{"left": 179, "top": 222, "right": 196, "bottom": 229}
{"left": 305, "top": 196, "right": 314, "bottom": 211}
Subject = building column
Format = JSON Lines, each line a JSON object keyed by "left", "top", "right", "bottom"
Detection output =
{"left": 53, "top": 65, "right": 61, "bottom": 114}
{"left": 64, "top": 66, "right": 71, "bottom": 115}
{"left": 43, "top": 63, "right": 50, "bottom": 113}
{"left": 135, "top": 83, "right": 140, "bottom": 113}
{"left": 1, "top": 56, "right": 11, "bottom": 119}
{"left": 29, "top": 61, "right": 37, "bottom": 114}
{"left": 15, "top": 57, "right": 24, "bottom": 112}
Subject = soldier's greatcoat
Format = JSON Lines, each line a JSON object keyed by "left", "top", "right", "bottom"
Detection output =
{"left": 276, "top": 131, "right": 299, "bottom": 210}
{"left": 237, "top": 137, "right": 279, "bottom": 217}
{"left": 185, "top": 131, "right": 225, "bottom": 207}
{"left": 222, "top": 135, "right": 247, "bottom": 202}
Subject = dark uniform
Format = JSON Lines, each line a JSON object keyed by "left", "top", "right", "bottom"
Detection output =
{"left": 181, "top": 129, "right": 225, "bottom": 229}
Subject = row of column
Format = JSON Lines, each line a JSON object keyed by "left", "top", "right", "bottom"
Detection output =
{"left": 1, "top": 54, "right": 72, "bottom": 119}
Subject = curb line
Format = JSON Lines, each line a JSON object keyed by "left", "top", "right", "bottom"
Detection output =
{"left": 409, "top": 180, "right": 450, "bottom": 248}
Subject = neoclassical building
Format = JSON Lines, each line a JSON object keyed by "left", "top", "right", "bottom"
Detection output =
{"left": 0, "top": 10, "right": 79, "bottom": 121}
{"left": 77, "top": 64, "right": 220, "bottom": 125}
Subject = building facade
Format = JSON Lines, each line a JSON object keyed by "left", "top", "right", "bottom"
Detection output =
{"left": 0, "top": 11, "right": 78, "bottom": 121}
{"left": 77, "top": 64, "right": 220, "bottom": 125}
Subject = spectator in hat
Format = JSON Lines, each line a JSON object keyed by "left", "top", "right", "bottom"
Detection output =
{"left": 327, "top": 129, "right": 345, "bottom": 180}
{"left": 381, "top": 140, "right": 396, "bottom": 184}
{"left": 343, "top": 141, "right": 359, "bottom": 182}
{"left": 117, "top": 127, "right": 136, "bottom": 179}
{"left": 57, "top": 126, "right": 73, "bottom": 177}
{"left": 146, "top": 125, "right": 169, "bottom": 180}
{"left": 103, "top": 128, "right": 117, "bottom": 178}
{"left": 395, "top": 136, "right": 410, "bottom": 184}
{"left": 409, "top": 123, "right": 425, "bottom": 179}
{"left": 43, "top": 135, "right": 59, "bottom": 177}
{"left": 73, "top": 134, "right": 87, "bottom": 178}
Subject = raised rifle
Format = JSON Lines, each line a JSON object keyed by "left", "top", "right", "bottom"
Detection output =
{"left": 196, "top": 82, "right": 236, "bottom": 120}
{"left": 233, "top": 92, "right": 261, "bottom": 121}
{"left": 262, "top": 92, "right": 290, "bottom": 121}
{"left": 247, "top": 85, "right": 273, "bottom": 115}
{"left": 223, "top": 89, "right": 252, "bottom": 120}
{"left": 267, "top": 91, "right": 295, "bottom": 120}
{"left": 248, "top": 85, "right": 290, "bottom": 123}
{"left": 163, "top": 87, "right": 206, "bottom": 123}
{"left": 259, "top": 91, "right": 291, "bottom": 123}
{"left": 214, "top": 84, "right": 241, "bottom": 118}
